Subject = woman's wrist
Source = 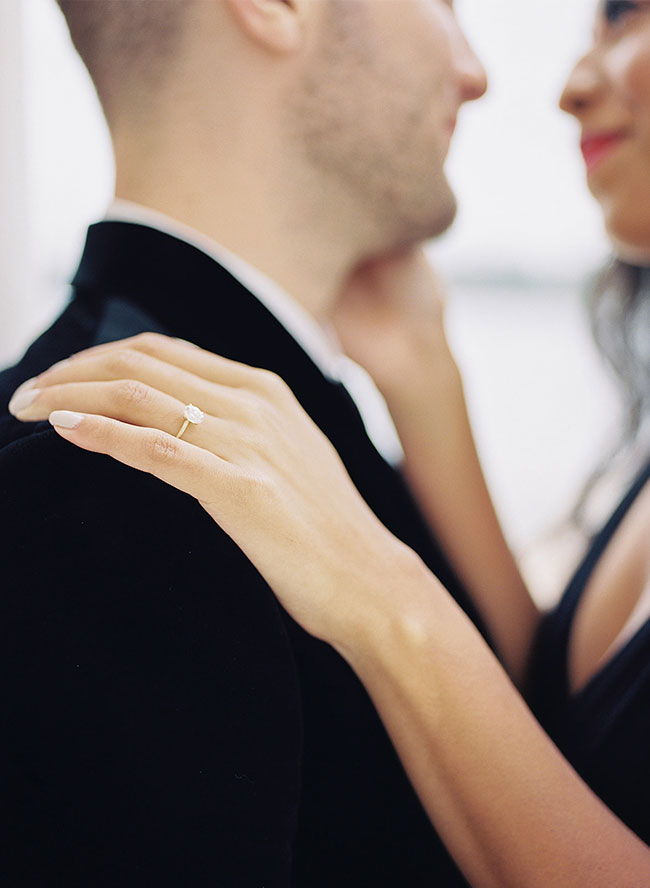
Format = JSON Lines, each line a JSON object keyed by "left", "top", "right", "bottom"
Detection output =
{"left": 331, "top": 540, "right": 447, "bottom": 676}
{"left": 381, "top": 348, "right": 464, "bottom": 431}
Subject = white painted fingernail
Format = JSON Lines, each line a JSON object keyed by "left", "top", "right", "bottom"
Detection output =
{"left": 8, "top": 388, "right": 40, "bottom": 414}
{"left": 49, "top": 410, "right": 85, "bottom": 429}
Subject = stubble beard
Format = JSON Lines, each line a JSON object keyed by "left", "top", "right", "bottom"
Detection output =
{"left": 286, "top": 1, "right": 458, "bottom": 253}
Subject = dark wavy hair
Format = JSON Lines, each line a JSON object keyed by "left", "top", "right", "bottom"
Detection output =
{"left": 572, "top": 260, "right": 650, "bottom": 529}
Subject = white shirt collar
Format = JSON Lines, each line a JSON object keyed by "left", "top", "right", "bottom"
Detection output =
{"left": 103, "top": 199, "right": 403, "bottom": 465}
{"left": 105, "top": 199, "right": 344, "bottom": 380}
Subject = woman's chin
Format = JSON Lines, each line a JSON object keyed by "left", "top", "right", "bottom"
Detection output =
{"left": 606, "top": 218, "right": 650, "bottom": 266}
{"left": 611, "top": 237, "right": 650, "bottom": 267}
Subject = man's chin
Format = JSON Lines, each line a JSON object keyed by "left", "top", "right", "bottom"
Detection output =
{"left": 398, "top": 188, "right": 458, "bottom": 248}
{"left": 430, "top": 189, "right": 458, "bottom": 238}
{"left": 367, "top": 178, "right": 459, "bottom": 254}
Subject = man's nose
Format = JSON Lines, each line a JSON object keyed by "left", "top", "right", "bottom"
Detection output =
{"left": 456, "top": 36, "right": 488, "bottom": 104}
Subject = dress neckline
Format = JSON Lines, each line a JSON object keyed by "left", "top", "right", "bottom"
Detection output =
{"left": 561, "top": 456, "right": 650, "bottom": 703}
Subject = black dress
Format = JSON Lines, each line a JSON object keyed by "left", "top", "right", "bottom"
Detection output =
{"left": 0, "top": 221, "right": 482, "bottom": 887}
{"left": 529, "top": 456, "right": 650, "bottom": 846}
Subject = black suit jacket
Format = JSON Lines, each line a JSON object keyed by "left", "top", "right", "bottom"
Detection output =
{"left": 0, "top": 222, "right": 480, "bottom": 886}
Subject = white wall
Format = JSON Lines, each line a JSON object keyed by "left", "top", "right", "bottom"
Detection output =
{"left": 11, "top": 0, "right": 114, "bottom": 368}
{"left": 0, "top": 0, "right": 30, "bottom": 362}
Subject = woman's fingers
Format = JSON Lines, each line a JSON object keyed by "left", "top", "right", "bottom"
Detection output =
{"left": 49, "top": 411, "right": 239, "bottom": 508}
{"left": 8, "top": 334, "right": 293, "bottom": 437}
{"left": 45, "top": 333, "right": 273, "bottom": 392}
{"left": 7, "top": 331, "right": 302, "bottom": 473}
{"left": 10, "top": 352, "right": 254, "bottom": 427}
{"left": 10, "top": 379, "right": 238, "bottom": 455}
{"left": 31, "top": 348, "right": 229, "bottom": 403}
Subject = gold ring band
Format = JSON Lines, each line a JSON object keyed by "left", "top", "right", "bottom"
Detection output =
{"left": 176, "top": 419, "right": 191, "bottom": 439}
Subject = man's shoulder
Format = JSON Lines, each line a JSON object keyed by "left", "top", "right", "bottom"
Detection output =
{"left": 1, "top": 421, "right": 178, "bottom": 546}
{"left": 0, "top": 410, "right": 298, "bottom": 674}
{"left": 0, "top": 287, "right": 171, "bottom": 461}
{"left": 0, "top": 421, "right": 228, "bottom": 565}
{"left": 0, "top": 290, "right": 167, "bottom": 390}
{"left": 0, "top": 419, "right": 274, "bottom": 646}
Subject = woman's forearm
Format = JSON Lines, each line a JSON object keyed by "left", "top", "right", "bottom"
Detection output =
{"left": 383, "top": 355, "right": 539, "bottom": 684}
{"left": 332, "top": 249, "right": 537, "bottom": 680}
{"left": 336, "top": 551, "right": 650, "bottom": 888}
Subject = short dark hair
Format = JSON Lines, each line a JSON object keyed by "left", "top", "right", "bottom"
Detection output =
{"left": 56, "top": 0, "right": 193, "bottom": 124}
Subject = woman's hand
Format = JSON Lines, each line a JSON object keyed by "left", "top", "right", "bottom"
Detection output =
{"left": 333, "top": 247, "right": 456, "bottom": 406}
{"left": 8, "top": 333, "right": 414, "bottom": 651}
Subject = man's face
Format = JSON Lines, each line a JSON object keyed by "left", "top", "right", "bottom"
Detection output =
{"left": 288, "top": 0, "right": 487, "bottom": 249}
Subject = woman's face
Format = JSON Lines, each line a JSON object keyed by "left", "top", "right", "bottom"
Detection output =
{"left": 560, "top": 1, "right": 650, "bottom": 262}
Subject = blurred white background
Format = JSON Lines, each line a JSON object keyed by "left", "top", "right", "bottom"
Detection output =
{"left": 1, "top": 0, "right": 623, "bottom": 601}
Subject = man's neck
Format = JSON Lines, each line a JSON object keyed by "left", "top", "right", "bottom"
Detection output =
{"left": 113, "top": 168, "right": 362, "bottom": 325}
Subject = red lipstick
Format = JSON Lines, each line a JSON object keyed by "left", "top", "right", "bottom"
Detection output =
{"left": 580, "top": 131, "right": 628, "bottom": 173}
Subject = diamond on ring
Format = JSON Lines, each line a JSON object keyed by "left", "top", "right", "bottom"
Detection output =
{"left": 183, "top": 404, "right": 204, "bottom": 424}
{"left": 176, "top": 403, "right": 205, "bottom": 439}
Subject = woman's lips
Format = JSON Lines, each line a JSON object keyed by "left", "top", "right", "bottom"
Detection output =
{"left": 580, "top": 131, "right": 628, "bottom": 173}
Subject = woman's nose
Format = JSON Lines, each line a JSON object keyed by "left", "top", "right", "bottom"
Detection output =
{"left": 559, "top": 52, "right": 603, "bottom": 118}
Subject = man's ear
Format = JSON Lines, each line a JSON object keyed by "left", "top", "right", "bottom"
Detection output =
{"left": 224, "top": 0, "right": 303, "bottom": 54}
